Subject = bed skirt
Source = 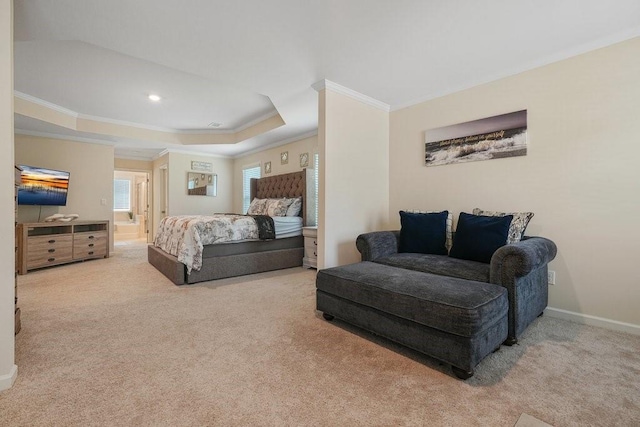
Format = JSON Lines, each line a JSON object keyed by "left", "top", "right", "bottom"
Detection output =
{"left": 148, "top": 236, "right": 304, "bottom": 285}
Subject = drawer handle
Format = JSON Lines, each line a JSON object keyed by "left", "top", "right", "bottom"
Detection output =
{"left": 88, "top": 236, "right": 95, "bottom": 239}
{"left": 313, "top": 240, "right": 317, "bottom": 245}
{"left": 88, "top": 251, "right": 94, "bottom": 255}
{"left": 48, "top": 249, "right": 55, "bottom": 253}
{"left": 88, "top": 243, "right": 94, "bottom": 247}
{"left": 313, "top": 251, "right": 317, "bottom": 256}
{"left": 48, "top": 239, "right": 56, "bottom": 244}
{"left": 47, "top": 257, "right": 55, "bottom": 262}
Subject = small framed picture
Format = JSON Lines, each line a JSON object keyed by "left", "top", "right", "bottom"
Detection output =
{"left": 264, "top": 161, "right": 272, "bottom": 174}
{"left": 300, "top": 152, "right": 309, "bottom": 168}
{"left": 280, "top": 151, "right": 288, "bottom": 165}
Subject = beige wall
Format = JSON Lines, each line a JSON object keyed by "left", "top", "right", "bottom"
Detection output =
{"left": 165, "top": 152, "right": 234, "bottom": 216}
{"left": 319, "top": 88, "right": 389, "bottom": 269}
{"left": 15, "top": 135, "right": 115, "bottom": 253}
{"left": 389, "top": 37, "right": 640, "bottom": 327}
{"left": 114, "top": 158, "right": 153, "bottom": 171}
{"left": 232, "top": 135, "right": 318, "bottom": 214}
{"left": 0, "top": 0, "right": 16, "bottom": 391}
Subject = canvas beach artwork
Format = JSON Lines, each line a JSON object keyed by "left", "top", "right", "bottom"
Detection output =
{"left": 424, "top": 110, "right": 527, "bottom": 167}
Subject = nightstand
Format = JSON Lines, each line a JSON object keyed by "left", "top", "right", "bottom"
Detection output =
{"left": 302, "top": 226, "right": 317, "bottom": 269}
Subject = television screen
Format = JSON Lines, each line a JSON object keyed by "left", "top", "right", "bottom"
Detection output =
{"left": 17, "top": 165, "right": 70, "bottom": 206}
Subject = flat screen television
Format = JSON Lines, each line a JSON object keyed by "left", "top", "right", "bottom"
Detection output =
{"left": 17, "top": 165, "right": 70, "bottom": 206}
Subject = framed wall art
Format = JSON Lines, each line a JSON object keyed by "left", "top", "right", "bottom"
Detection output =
{"left": 424, "top": 110, "right": 527, "bottom": 167}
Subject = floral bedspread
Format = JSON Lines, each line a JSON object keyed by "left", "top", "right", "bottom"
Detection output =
{"left": 153, "top": 214, "right": 268, "bottom": 274}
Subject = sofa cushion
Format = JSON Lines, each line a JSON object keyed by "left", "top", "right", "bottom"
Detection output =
{"left": 450, "top": 212, "right": 513, "bottom": 263}
{"left": 316, "top": 261, "right": 507, "bottom": 337}
{"left": 405, "top": 209, "right": 453, "bottom": 252}
{"left": 374, "top": 253, "right": 490, "bottom": 283}
{"left": 398, "top": 210, "right": 448, "bottom": 255}
{"left": 472, "top": 208, "right": 534, "bottom": 244}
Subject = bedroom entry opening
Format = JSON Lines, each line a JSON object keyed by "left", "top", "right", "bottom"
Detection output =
{"left": 113, "top": 169, "right": 152, "bottom": 244}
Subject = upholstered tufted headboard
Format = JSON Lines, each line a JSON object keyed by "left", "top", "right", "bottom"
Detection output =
{"left": 250, "top": 170, "right": 307, "bottom": 222}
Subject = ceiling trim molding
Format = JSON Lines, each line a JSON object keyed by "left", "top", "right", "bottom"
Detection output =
{"left": 156, "top": 147, "right": 232, "bottom": 159}
{"left": 14, "top": 128, "right": 117, "bottom": 146}
{"left": 232, "top": 130, "right": 318, "bottom": 159}
{"left": 14, "top": 91, "right": 79, "bottom": 118}
{"left": 390, "top": 26, "right": 640, "bottom": 112}
{"left": 77, "top": 112, "right": 180, "bottom": 134}
{"left": 312, "top": 79, "right": 390, "bottom": 112}
{"left": 14, "top": 91, "right": 283, "bottom": 135}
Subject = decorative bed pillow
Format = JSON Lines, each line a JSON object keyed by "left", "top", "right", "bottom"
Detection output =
{"left": 398, "top": 210, "right": 448, "bottom": 255}
{"left": 247, "top": 198, "right": 294, "bottom": 216}
{"left": 405, "top": 209, "right": 453, "bottom": 251}
{"left": 264, "top": 198, "right": 294, "bottom": 216}
{"left": 247, "top": 198, "right": 268, "bottom": 215}
{"left": 449, "top": 212, "right": 513, "bottom": 263}
{"left": 472, "top": 208, "right": 534, "bottom": 244}
{"left": 286, "top": 197, "right": 302, "bottom": 217}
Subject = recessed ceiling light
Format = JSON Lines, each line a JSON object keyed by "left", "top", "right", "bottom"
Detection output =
{"left": 208, "top": 122, "right": 222, "bottom": 128}
{"left": 148, "top": 94, "right": 161, "bottom": 102}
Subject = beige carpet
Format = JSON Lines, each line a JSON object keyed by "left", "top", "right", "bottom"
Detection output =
{"left": 1, "top": 241, "right": 639, "bottom": 426}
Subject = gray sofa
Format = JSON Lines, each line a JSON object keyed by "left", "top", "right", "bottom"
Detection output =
{"left": 316, "top": 230, "right": 557, "bottom": 379}
{"left": 355, "top": 231, "right": 558, "bottom": 345}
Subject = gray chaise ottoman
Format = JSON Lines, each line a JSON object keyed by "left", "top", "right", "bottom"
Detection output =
{"left": 316, "top": 261, "right": 508, "bottom": 379}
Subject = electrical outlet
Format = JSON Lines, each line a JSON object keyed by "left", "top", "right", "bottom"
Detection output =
{"left": 548, "top": 270, "right": 556, "bottom": 285}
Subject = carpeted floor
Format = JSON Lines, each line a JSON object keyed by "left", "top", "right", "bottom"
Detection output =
{"left": 1, "top": 241, "right": 639, "bottom": 426}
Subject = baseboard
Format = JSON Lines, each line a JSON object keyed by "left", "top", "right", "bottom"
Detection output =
{"left": 0, "top": 364, "right": 18, "bottom": 392}
{"left": 545, "top": 307, "right": 640, "bottom": 336}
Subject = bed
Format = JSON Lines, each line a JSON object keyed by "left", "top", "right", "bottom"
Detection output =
{"left": 147, "top": 170, "right": 307, "bottom": 285}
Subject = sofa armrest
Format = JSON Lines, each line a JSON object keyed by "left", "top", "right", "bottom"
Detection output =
{"left": 490, "top": 236, "right": 557, "bottom": 283}
{"left": 356, "top": 231, "right": 400, "bottom": 261}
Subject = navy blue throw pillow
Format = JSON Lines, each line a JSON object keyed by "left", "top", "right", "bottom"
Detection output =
{"left": 449, "top": 212, "right": 513, "bottom": 263}
{"left": 398, "top": 211, "right": 448, "bottom": 255}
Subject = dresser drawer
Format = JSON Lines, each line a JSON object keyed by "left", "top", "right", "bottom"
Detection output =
{"left": 73, "top": 231, "right": 108, "bottom": 260}
{"left": 27, "top": 234, "right": 73, "bottom": 269}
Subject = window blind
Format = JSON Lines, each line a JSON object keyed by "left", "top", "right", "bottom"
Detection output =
{"left": 114, "top": 179, "right": 131, "bottom": 211}
{"left": 242, "top": 165, "right": 261, "bottom": 213}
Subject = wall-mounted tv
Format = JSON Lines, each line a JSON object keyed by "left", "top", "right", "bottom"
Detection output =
{"left": 17, "top": 165, "right": 70, "bottom": 206}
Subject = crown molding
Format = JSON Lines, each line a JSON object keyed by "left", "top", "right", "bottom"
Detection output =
{"left": 14, "top": 91, "right": 79, "bottom": 118}
{"left": 232, "top": 130, "right": 318, "bottom": 159}
{"left": 77, "top": 112, "right": 179, "bottom": 133}
{"left": 14, "top": 128, "right": 117, "bottom": 146}
{"left": 312, "top": 79, "right": 390, "bottom": 112}
{"left": 14, "top": 91, "right": 282, "bottom": 135}
{"left": 157, "top": 147, "right": 232, "bottom": 159}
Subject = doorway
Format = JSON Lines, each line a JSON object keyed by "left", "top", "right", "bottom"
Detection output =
{"left": 113, "top": 169, "right": 152, "bottom": 244}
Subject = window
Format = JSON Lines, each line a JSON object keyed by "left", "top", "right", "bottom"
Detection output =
{"left": 114, "top": 179, "right": 131, "bottom": 211}
{"left": 242, "top": 165, "right": 261, "bottom": 213}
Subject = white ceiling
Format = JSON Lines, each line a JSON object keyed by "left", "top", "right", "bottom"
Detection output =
{"left": 13, "top": 0, "right": 640, "bottom": 160}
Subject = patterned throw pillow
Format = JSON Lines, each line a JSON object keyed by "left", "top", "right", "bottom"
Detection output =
{"left": 405, "top": 209, "right": 453, "bottom": 252}
{"left": 247, "top": 198, "right": 268, "bottom": 215}
{"left": 286, "top": 197, "right": 302, "bottom": 216}
{"left": 472, "top": 208, "right": 534, "bottom": 244}
{"left": 264, "top": 198, "right": 294, "bottom": 216}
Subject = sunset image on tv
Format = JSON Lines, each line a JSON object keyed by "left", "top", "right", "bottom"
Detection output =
{"left": 17, "top": 165, "right": 70, "bottom": 206}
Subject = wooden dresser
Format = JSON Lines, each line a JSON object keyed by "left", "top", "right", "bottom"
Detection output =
{"left": 16, "top": 221, "right": 109, "bottom": 274}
